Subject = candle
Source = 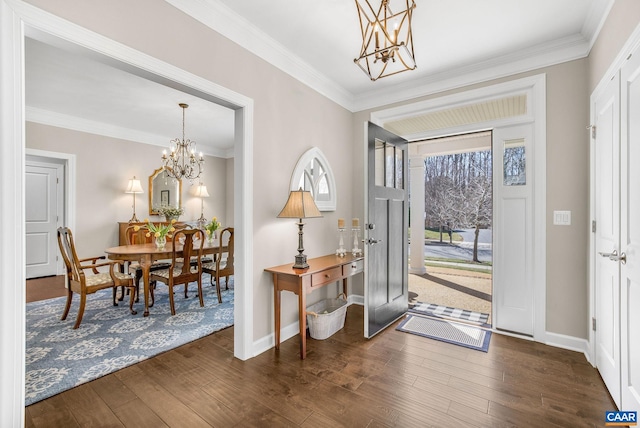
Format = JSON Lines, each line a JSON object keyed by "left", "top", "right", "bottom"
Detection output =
{"left": 352, "top": 218, "right": 360, "bottom": 228}
{"left": 338, "top": 218, "right": 345, "bottom": 229}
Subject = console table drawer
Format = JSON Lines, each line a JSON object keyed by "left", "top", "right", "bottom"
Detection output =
{"left": 311, "top": 266, "right": 343, "bottom": 287}
{"left": 344, "top": 259, "right": 364, "bottom": 276}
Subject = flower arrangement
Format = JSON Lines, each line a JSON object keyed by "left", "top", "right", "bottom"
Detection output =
{"left": 155, "top": 205, "right": 184, "bottom": 219}
{"left": 138, "top": 218, "right": 177, "bottom": 239}
{"left": 204, "top": 217, "right": 221, "bottom": 239}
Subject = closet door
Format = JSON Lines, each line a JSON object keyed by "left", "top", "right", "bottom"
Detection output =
{"left": 620, "top": 50, "right": 640, "bottom": 412}
{"left": 593, "top": 71, "right": 621, "bottom": 407}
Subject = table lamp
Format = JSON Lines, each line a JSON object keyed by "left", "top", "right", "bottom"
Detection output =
{"left": 125, "top": 176, "right": 144, "bottom": 223}
{"left": 194, "top": 183, "right": 210, "bottom": 223}
{"left": 278, "top": 188, "right": 322, "bottom": 269}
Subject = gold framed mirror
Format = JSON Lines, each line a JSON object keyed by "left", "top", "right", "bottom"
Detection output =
{"left": 148, "top": 167, "right": 182, "bottom": 215}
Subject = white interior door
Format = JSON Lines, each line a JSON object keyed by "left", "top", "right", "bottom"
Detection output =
{"left": 620, "top": 51, "right": 640, "bottom": 411}
{"left": 26, "top": 161, "right": 62, "bottom": 278}
{"left": 492, "top": 124, "right": 534, "bottom": 335}
{"left": 593, "top": 71, "right": 621, "bottom": 407}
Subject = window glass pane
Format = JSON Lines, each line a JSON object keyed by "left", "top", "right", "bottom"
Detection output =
{"left": 375, "top": 139, "right": 385, "bottom": 186}
{"left": 385, "top": 144, "right": 395, "bottom": 188}
{"left": 503, "top": 138, "right": 526, "bottom": 186}
{"left": 396, "top": 148, "right": 403, "bottom": 189}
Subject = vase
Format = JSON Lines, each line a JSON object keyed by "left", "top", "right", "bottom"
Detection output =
{"left": 165, "top": 215, "right": 179, "bottom": 223}
{"left": 155, "top": 235, "right": 166, "bottom": 249}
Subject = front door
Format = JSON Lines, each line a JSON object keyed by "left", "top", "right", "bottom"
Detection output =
{"left": 26, "top": 161, "right": 62, "bottom": 279}
{"left": 364, "top": 122, "right": 409, "bottom": 338}
{"left": 593, "top": 71, "right": 621, "bottom": 406}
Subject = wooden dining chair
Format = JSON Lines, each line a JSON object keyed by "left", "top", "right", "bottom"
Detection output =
{"left": 149, "top": 228, "right": 205, "bottom": 315}
{"left": 57, "top": 227, "right": 137, "bottom": 329}
{"left": 121, "top": 224, "right": 173, "bottom": 305}
{"left": 203, "top": 227, "right": 234, "bottom": 304}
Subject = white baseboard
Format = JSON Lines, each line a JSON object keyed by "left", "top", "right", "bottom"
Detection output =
{"left": 252, "top": 298, "right": 594, "bottom": 366}
{"left": 252, "top": 296, "right": 364, "bottom": 357}
{"left": 545, "top": 331, "right": 592, "bottom": 364}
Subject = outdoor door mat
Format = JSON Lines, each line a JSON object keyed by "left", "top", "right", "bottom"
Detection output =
{"left": 396, "top": 314, "right": 491, "bottom": 352}
{"left": 410, "top": 302, "right": 490, "bottom": 327}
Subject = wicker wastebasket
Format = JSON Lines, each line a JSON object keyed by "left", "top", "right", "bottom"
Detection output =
{"left": 306, "top": 294, "right": 348, "bottom": 340}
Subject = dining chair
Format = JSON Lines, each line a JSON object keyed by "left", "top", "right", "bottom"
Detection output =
{"left": 149, "top": 228, "right": 205, "bottom": 315}
{"left": 57, "top": 227, "right": 137, "bottom": 329}
{"left": 122, "top": 224, "right": 173, "bottom": 305}
{"left": 202, "top": 227, "right": 234, "bottom": 304}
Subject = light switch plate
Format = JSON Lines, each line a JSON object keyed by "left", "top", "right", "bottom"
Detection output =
{"left": 553, "top": 210, "right": 571, "bottom": 226}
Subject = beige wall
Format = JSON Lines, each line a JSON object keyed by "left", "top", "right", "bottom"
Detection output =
{"left": 353, "top": 61, "right": 591, "bottom": 339}
{"left": 588, "top": 0, "right": 640, "bottom": 91}
{"left": 26, "top": 122, "right": 229, "bottom": 256}
{"left": 22, "top": 0, "right": 640, "bottom": 345}
{"left": 25, "top": 0, "right": 356, "bottom": 340}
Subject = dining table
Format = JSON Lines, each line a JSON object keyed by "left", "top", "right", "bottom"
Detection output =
{"left": 104, "top": 239, "right": 224, "bottom": 317}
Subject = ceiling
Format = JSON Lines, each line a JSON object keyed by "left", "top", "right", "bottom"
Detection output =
{"left": 25, "top": 0, "right": 612, "bottom": 155}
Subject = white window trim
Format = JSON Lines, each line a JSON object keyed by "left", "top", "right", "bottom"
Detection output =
{"left": 290, "top": 147, "right": 337, "bottom": 211}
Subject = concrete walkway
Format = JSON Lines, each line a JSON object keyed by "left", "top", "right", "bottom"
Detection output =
{"left": 408, "top": 265, "right": 493, "bottom": 324}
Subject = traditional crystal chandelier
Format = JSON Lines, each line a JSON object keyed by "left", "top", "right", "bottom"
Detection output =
{"left": 161, "top": 103, "right": 204, "bottom": 181}
{"left": 353, "top": 0, "right": 417, "bottom": 81}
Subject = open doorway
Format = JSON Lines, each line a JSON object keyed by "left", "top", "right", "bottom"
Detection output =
{"left": 408, "top": 131, "right": 493, "bottom": 325}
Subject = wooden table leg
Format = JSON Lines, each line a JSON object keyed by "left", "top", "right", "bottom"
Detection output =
{"left": 299, "top": 287, "right": 307, "bottom": 359}
{"left": 273, "top": 274, "right": 281, "bottom": 350}
{"left": 139, "top": 255, "right": 152, "bottom": 317}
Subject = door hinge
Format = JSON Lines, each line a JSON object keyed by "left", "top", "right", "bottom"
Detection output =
{"left": 592, "top": 317, "right": 597, "bottom": 331}
{"left": 587, "top": 125, "right": 596, "bottom": 139}
{"left": 592, "top": 220, "right": 597, "bottom": 233}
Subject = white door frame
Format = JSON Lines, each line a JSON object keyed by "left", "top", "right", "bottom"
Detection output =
{"left": 0, "top": 1, "right": 254, "bottom": 424}
{"left": 26, "top": 149, "right": 76, "bottom": 276}
{"left": 370, "top": 74, "right": 547, "bottom": 342}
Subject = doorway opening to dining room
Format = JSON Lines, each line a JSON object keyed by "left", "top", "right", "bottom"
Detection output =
{"left": 407, "top": 131, "right": 494, "bottom": 326}
{"left": 13, "top": 16, "right": 253, "bottom": 393}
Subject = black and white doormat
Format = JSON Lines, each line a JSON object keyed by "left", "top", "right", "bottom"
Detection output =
{"left": 410, "top": 302, "right": 490, "bottom": 326}
{"left": 396, "top": 314, "right": 491, "bottom": 352}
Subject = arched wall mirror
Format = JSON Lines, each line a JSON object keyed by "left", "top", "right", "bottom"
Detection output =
{"left": 149, "top": 167, "right": 182, "bottom": 215}
{"left": 290, "top": 147, "right": 336, "bottom": 211}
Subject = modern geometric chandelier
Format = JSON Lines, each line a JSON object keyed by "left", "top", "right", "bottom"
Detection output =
{"left": 161, "top": 103, "right": 204, "bottom": 181}
{"left": 353, "top": 0, "right": 417, "bottom": 81}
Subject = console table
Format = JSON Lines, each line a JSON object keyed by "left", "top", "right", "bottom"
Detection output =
{"left": 265, "top": 254, "right": 364, "bottom": 359}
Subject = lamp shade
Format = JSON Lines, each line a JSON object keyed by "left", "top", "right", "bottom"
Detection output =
{"left": 277, "top": 189, "right": 322, "bottom": 219}
{"left": 194, "top": 183, "right": 210, "bottom": 198}
{"left": 125, "top": 177, "right": 143, "bottom": 194}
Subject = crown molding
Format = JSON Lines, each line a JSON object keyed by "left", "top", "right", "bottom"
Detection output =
{"left": 26, "top": 107, "right": 233, "bottom": 159}
{"left": 165, "top": 0, "right": 354, "bottom": 110}
{"left": 351, "top": 34, "right": 590, "bottom": 111}
{"left": 168, "top": 0, "right": 606, "bottom": 113}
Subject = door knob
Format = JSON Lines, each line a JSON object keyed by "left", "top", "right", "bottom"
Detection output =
{"left": 364, "top": 238, "right": 382, "bottom": 245}
{"left": 598, "top": 249, "right": 627, "bottom": 264}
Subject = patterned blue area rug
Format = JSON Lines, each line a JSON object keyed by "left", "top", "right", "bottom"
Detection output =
{"left": 25, "top": 281, "right": 234, "bottom": 406}
{"left": 396, "top": 314, "right": 491, "bottom": 352}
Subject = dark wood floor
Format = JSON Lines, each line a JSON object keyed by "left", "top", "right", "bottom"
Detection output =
{"left": 25, "top": 279, "right": 615, "bottom": 427}
{"left": 26, "top": 275, "right": 66, "bottom": 303}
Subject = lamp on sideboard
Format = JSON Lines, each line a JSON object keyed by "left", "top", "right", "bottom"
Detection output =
{"left": 277, "top": 188, "right": 322, "bottom": 269}
{"left": 194, "top": 183, "right": 210, "bottom": 227}
{"left": 125, "top": 176, "right": 144, "bottom": 223}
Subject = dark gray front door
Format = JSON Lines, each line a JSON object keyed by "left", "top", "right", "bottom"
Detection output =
{"left": 365, "top": 122, "right": 409, "bottom": 338}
